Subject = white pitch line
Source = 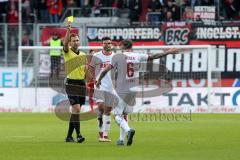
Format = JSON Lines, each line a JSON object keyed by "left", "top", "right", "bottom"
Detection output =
{"left": 9, "top": 136, "right": 35, "bottom": 138}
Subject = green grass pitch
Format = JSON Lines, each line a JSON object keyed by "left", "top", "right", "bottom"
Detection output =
{"left": 0, "top": 113, "right": 239, "bottom": 160}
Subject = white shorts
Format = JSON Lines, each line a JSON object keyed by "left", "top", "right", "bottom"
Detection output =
{"left": 112, "top": 93, "right": 136, "bottom": 115}
{"left": 94, "top": 89, "right": 118, "bottom": 108}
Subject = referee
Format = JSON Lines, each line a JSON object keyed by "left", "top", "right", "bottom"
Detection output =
{"left": 63, "top": 21, "right": 89, "bottom": 143}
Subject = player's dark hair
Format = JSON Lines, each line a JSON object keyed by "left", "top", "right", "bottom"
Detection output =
{"left": 102, "top": 36, "right": 111, "bottom": 41}
{"left": 121, "top": 39, "right": 133, "bottom": 49}
{"left": 70, "top": 33, "right": 79, "bottom": 41}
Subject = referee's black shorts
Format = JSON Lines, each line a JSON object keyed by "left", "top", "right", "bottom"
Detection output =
{"left": 65, "top": 78, "right": 86, "bottom": 106}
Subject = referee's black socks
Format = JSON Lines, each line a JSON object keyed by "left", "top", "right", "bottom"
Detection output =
{"left": 67, "top": 114, "right": 75, "bottom": 138}
{"left": 71, "top": 114, "right": 81, "bottom": 137}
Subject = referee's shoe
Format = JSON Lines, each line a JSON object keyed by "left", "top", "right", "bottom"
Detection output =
{"left": 77, "top": 135, "right": 85, "bottom": 143}
{"left": 127, "top": 129, "right": 135, "bottom": 146}
{"left": 65, "top": 136, "right": 75, "bottom": 142}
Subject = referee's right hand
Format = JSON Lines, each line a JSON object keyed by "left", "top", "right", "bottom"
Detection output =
{"left": 67, "top": 21, "right": 71, "bottom": 30}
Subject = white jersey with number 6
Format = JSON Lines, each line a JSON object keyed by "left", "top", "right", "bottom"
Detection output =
{"left": 111, "top": 51, "right": 148, "bottom": 94}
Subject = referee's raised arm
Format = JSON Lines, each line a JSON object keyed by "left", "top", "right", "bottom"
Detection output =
{"left": 63, "top": 20, "right": 86, "bottom": 143}
{"left": 63, "top": 21, "right": 71, "bottom": 52}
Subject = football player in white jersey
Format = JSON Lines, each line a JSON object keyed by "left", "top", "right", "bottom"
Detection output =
{"left": 89, "top": 37, "right": 117, "bottom": 142}
{"left": 96, "top": 39, "right": 179, "bottom": 145}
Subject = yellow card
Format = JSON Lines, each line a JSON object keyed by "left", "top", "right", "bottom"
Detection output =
{"left": 67, "top": 16, "right": 74, "bottom": 23}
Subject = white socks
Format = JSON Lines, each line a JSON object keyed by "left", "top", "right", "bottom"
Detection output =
{"left": 119, "top": 115, "right": 129, "bottom": 141}
{"left": 119, "top": 127, "right": 126, "bottom": 141}
{"left": 103, "top": 115, "right": 111, "bottom": 137}
{"left": 115, "top": 115, "right": 131, "bottom": 133}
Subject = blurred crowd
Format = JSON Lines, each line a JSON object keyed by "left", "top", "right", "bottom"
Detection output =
{"left": 0, "top": 0, "right": 240, "bottom": 58}
{"left": 0, "top": 0, "right": 240, "bottom": 24}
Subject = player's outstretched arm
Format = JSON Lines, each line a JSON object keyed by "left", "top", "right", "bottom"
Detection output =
{"left": 63, "top": 21, "right": 71, "bottom": 52}
{"left": 96, "top": 65, "right": 112, "bottom": 88}
{"left": 148, "top": 48, "right": 179, "bottom": 60}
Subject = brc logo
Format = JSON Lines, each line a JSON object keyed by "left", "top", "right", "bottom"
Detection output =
{"left": 164, "top": 28, "right": 190, "bottom": 45}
